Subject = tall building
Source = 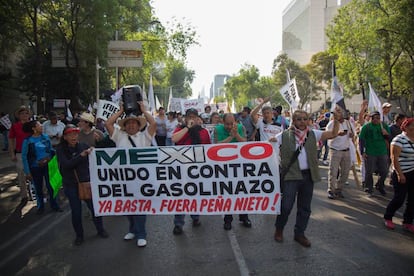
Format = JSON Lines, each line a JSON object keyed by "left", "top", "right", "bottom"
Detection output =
{"left": 210, "top": 74, "right": 231, "bottom": 99}
{"left": 282, "top": 0, "right": 350, "bottom": 65}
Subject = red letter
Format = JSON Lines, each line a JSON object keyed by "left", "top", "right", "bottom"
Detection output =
{"left": 207, "top": 144, "right": 238, "bottom": 161}
{"left": 241, "top": 143, "right": 273, "bottom": 160}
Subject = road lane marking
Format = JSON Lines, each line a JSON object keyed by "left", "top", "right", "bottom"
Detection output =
{"left": 0, "top": 211, "right": 69, "bottom": 268}
{"left": 227, "top": 229, "right": 250, "bottom": 276}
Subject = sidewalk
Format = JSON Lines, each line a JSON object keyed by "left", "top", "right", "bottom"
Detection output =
{"left": 0, "top": 151, "right": 37, "bottom": 226}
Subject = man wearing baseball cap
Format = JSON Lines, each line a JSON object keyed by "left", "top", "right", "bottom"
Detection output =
{"left": 171, "top": 107, "right": 211, "bottom": 235}
{"left": 359, "top": 111, "right": 390, "bottom": 196}
{"left": 382, "top": 102, "right": 392, "bottom": 125}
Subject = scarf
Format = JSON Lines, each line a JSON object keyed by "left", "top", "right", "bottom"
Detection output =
{"left": 293, "top": 126, "right": 310, "bottom": 146}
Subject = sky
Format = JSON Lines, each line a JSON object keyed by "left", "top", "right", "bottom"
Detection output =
{"left": 152, "top": 0, "right": 292, "bottom": 98}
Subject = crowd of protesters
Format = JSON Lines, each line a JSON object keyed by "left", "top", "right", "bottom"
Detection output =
{"left": 3, "top": 94, "right": 414, "bottom": 248}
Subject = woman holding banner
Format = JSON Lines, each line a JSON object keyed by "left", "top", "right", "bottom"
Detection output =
{"left": 56, "top": 124, "right": 108, "bottom": 246}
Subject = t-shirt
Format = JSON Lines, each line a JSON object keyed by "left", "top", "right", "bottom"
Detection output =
{"left": 173, "top": 126, "right": 211, "bottom": 145}
{"left": 391, "top": 133, "right": 414, "bottom": 173}
{"left": 8, "top": 121, "right": 29, "bottom": 152}
{"left": 359, "top": 122, "right": 390, "bottom": 156}
{"left": 166, "top": 119, "right": 178, "bottom": 139}
{"left": 326, "top": 120, "right": 350, "bottom": 150}
{"left": 78, "top": 128, "right": 104, "bottom": 147}
{"left": 111, "top": 127, "right": 153, "bottom": 148}
{"left": 155, "top": 116, "right": 167, "bottom": 136}
{"left": 256, "top": 118, "right": 283, "bottom": 142}
{"left": 42, "top": 120, "right": 65, "bottom": 146}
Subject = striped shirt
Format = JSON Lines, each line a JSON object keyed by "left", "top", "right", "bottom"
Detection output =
{"left": 391, "top": 133, "right": 414, "bottom": 173}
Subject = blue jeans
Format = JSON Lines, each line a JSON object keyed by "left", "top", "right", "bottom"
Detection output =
{"left": 174, "top": 215, "right": 199, "bottom": 227}
{"left": 275, "top": 170, "right": 314, "bottom": 236}
{"left": 126, "top": 215, "right": 147, "bottom": 239}
{"left": 365, "top": 154, "right": 388, "bottom": 192}
{"left": 64, "top": 186, "right": 104, "bottom": 238}
{"left": 165, "top": 137, "right": 174, "bottom": 146}
{"left": 30, "top": 166, "right": 59, "bottom": 210}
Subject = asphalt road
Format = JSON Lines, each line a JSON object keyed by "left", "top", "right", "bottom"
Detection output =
{"left": 1, "top": 157, "right": 414, "bottom": 276}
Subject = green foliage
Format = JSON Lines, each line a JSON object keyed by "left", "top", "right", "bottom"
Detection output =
{"left": 1, "top": 0, "right": 198, "bottom": 112}
{"left": 272, "top": 54, "right": 320, "bottom": 109}
{"left": 327, "top": 0, "right": 414, "bottom": 112}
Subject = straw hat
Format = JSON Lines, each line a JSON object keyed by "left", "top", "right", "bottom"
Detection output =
{"left": 14, "top": 105, "right": 31, "bottom": 118}
{"left": 118, "top": 114, "right": 147, "bottom": 131}
{"left": 79, "top": 112, "right": 95, "bottom": 124}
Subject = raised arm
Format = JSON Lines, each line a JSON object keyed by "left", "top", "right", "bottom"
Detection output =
{"left": 105, "top": 104, "right": 124, "bottom": 137}
{"left": 250, "top": 96, "right": 271, "bottom": 124}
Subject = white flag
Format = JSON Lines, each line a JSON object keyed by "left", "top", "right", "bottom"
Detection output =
{"left": 167, "top": 87, "right": 173, "bottom": 111}
{"left": 368, "top": 83, "right": 383, "bottom": 119}
{"left": 148, "top": 74, "right": 156, "bottom": 115}
{"left": 279, "top": 78, "right": 300, "bottom": 111}
{"left": 155, "top": 95, "right": 162, "bottom": 110}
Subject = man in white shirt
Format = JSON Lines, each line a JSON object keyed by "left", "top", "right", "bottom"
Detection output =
{"left": 105, "top": 102, "right": 156, "bottom": 247}
{"left": 251, "top": 96, "right": 283, "bottom": 141}
{"left": 42, "top": 111, "right": 65, "bottom": 147}
{"left": 326, "top": 113, "right": 353, "bottom": 199}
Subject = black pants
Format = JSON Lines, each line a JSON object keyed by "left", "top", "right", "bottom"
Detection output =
{"left": 384, "top": 170, "right": 414, "bottom": 224}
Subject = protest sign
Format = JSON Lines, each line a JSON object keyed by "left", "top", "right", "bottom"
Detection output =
{"left": 96, "top": 100, "right": 126, "bottom": 121}
{"left": 0, "top": 114, "right": 12, "bottom": 130}
{"left": 279, "top": 78, "right": 300, "bottom": 111}
{"left": 89, "top": 142, "right": 281, "bottom": 216}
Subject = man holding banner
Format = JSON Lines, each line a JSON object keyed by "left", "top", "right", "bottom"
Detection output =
{"left": 273, "top": 109, "right": 340, "bottom": 247}
{"left": 171, "top": 108, "right": 211, "bottom": 235}
{"left": 214, "top": 113, "right": 251, "bottom": 230}
{"left": 105, "top": 101, "right": 156, "bottom": 247}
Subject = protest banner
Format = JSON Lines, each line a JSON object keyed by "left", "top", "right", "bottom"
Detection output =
{"left": 181, "top": 98, "right": 204, "bottom": 114}
{"left": 96, "top": 100, "right": 126, "bottom": 121}
{"left": 89, "top": 142, "right": 281, "bottom": 216}
{"left": 279, "top": 78, "right": 300, "bottom": 111}
{"left": 0, "top": 114, "right": 12, "bottom": 130}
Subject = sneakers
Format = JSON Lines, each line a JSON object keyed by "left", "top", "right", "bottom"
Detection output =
{"left": 403, "top": 224, "right": 414, "bottom": 233}
{"left": 173, "top": 225, "right": 183, "bottom": 235}
{"left": 294, "top": 235, "right": 311, "bottom": 247}
{"left": 322, "top": 160, "right": 329, "bottom": 165}
{"left": 223, "top": 222, "right": 232, "bottom": 230}
{"left": 240, "top": 218, "right": 252, "bottom": 228}
{"left": 327, "top": 191, "right": 336, "bottom": 200}
{"left": 274, "top": 229, "right": 283, "bottom": 242}
{"left": 124, "top": 232, "right": 135, "bottom": 240}
{"left": 137, "top": 239, "right": 147, "bottom": 247}
{"left": 384, "top": 220, "right": 395, "bottom": 230}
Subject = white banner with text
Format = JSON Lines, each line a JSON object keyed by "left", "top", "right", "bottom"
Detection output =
{"left": 89, "top": 142, "right": 281, "bottom": 216}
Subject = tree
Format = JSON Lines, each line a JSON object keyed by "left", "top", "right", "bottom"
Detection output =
{"left": 327, "top": 0, "right": 414, "bottom": 113}
{"left": 271, "top": 54, "right": 320, "bottom": 110}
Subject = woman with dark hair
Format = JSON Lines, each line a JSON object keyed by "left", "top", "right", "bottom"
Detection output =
{"left": 22, "top": 120, "right": 61, "bottom": 214}
{"left": 384, "top": 118, "right": 414, "bottom": 232}
{"left": 56, "top": 124, "right": 108, "bottom": 245}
